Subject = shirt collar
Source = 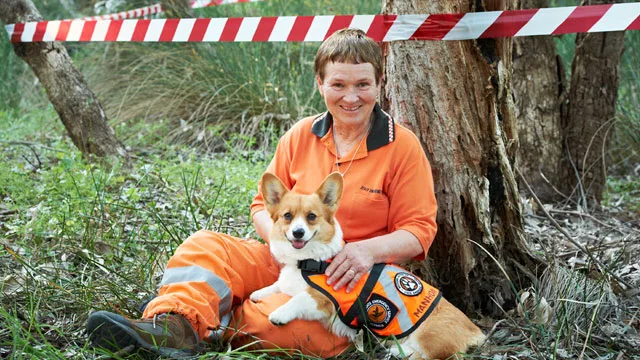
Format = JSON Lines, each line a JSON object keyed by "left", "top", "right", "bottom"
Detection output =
{"left": 311, "top": 103, "right": 396, "bottom": 152}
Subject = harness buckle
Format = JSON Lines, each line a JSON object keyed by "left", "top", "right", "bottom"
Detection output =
{"left": 298, "top": 259, "right": 329, "bottom": 273}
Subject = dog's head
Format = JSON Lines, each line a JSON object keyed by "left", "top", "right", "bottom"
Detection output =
{"left": 260, "top": 172, "right": 344, "bottom": 262}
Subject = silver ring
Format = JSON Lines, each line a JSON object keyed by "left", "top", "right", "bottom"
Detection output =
{"left": 346, "top": 269, "right": 356, "bottom": 277}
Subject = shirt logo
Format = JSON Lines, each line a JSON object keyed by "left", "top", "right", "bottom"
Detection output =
{"left": 394, "top": 272, "right": 423, "bottom": 297}
{"left": 365, "top": 293, "right": 398, "bottom": 329}
{"left": 360, "top": 185, "right": 382, "bottom": 194}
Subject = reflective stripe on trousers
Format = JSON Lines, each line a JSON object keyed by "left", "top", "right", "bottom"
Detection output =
{"left": 160, "top": 265, "right": 233, "bottom": 315}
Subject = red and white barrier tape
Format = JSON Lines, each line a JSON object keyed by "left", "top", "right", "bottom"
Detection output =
{"left": 73, "top": 0, "right": 258, "bottom": 21}
{"left": 192, "top": 0, "right": 260, "bottom": 9}
{"left": 79, "top": 3, "right": 163, "bottom": 21}
{"left": 6, "top": 3, "right": 640, "bottom": 43}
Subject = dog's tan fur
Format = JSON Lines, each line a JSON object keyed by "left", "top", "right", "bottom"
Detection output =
{"left": 251, "top": 172, "right": 486, "bottom": 359}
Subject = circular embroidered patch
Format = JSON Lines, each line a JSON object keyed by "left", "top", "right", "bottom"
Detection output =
{"left": 366, "top": 295, "right": 394, "bottom": 329}
{"left": 394, "top": 272, "right": 423, "bottom": 296}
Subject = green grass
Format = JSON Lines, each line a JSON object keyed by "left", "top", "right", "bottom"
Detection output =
{"left": 1, "top": 1, "right": 638, "bottom": 358}
{"left": 0, "top": 108, "right": 271, "bottom": 358}
{"left": 2, "top": 106, "right": 637, "bottom": 359}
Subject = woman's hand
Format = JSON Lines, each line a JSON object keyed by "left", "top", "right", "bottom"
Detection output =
{"left": 324, "top": 230, "right": 424, "bottom": 293}
{"left": 325, "top": 241, "right": 375, "bottom": 293}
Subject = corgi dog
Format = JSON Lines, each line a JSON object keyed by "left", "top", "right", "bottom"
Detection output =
{"left": 250, "top": 172, "right": 486, "bottom": 359}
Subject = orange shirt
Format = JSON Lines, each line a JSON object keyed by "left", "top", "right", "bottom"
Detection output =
{"left": 250, "top": 104, "right": 438, "bottom": 259}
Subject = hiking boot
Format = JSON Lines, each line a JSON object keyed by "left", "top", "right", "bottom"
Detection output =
{"left": 86, "top": 310, "right": 203, "bottom": 358}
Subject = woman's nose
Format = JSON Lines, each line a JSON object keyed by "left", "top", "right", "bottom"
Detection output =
{"left": 343, "top": 87, "right": 359, "bottom": 102}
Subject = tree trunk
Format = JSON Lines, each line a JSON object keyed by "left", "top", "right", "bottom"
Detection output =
{"left": 0, "top": 0, "right": 126, "bottom": 158}
{"left": 382, "top": 0, "right": 539, "bottom": 315}
{"left": 559, "top": 5, "right": 625, "bottom": 208}
{"left": 512, "top": 0, "right": 565, "bottom": 203}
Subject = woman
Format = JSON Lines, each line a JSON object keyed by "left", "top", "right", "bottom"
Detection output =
{"left": 87, "top": 28, "right": 438, "bottom": 358}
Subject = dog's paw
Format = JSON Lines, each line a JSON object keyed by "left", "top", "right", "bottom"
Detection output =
{"left": 249, "top": 290, "right": 264, "bottom": 302}
{"left": 250, "top": 284, "right": 279, "bottom": 302}
{"left": 268, "top": 308, "right": 293, "bottom": 326}
{"left": 250, "top": 287, "right": 271, "bottom": 302}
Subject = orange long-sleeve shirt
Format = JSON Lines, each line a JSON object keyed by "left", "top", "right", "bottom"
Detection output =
{"left": 251, "top": 104, "right": 438, "bottom": 259}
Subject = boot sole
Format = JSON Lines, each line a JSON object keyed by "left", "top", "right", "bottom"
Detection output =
{"left": 86, "top": 310, "right": 200, "bottom": 358}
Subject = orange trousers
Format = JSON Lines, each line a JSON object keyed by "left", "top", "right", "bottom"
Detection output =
{"left": 142, "top": 230, "right": 351, "bottom": 357}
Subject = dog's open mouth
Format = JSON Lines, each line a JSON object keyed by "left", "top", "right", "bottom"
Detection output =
{"left": 288, "top": 231, "right": 316, "bottom": 249}
{"left": 290, "top": 240, "right": 307, "bottom": 249}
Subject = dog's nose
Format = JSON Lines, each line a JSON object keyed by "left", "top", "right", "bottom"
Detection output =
{"left": 292, "top": 228, "right": 305, "bottom": 239}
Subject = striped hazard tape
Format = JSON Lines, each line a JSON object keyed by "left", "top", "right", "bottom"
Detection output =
{"left": 77, "top": 4, "right": 163, "bottom": 21}
{"left": 69, "top": 0, "right": 259, "bottom": 21}
{"left": 6, "top": 3, "right": 640, "bottom": 43}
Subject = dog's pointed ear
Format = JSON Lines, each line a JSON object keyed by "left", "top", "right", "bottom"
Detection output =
{"left": 316, "top": 172, "right": 343, "bottom": 212}
{"left": 260, "top": 173, "right": 288, "bottom": 213}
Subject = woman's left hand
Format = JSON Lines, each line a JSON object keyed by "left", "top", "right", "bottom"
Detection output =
{"left": 325, "top": 241, "right": 375, "bottom": 293}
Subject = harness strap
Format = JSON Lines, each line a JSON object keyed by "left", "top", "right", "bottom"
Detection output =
{"left": 342, "top": 263, "right": 385, "bottom": 326}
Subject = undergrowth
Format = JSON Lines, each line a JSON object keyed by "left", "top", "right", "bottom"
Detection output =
{"left": 0, "top": 107, "right": 270, "bottom": 358}
{"left": 1, "top": 105, "right": 637, "bottom": 360}
{"left": 1, "top": 1, "right": 638, "bottom": 359}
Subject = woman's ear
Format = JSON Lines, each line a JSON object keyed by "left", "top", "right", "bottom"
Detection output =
{"left": 316, "top": 75, "right": 324, "bottom": 98}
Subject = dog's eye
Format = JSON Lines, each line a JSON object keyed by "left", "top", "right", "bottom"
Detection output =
{"left": 307, "top": 213, "right": 317, "bottom": 221}
{"left": 283, "top": 212, "right": 293, "bottom": 221}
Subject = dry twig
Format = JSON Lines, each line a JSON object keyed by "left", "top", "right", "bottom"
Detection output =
{"left": 516, "top": 168, "right": 635, "bottom": 291}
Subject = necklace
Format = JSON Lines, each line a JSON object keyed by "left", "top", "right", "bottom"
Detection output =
{"left": 333, "top": 123, "right": 371, "bottom": 177}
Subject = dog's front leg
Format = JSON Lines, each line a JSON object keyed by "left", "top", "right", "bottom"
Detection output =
{"left": 269, "top": 291, "right": 325, "bottom": 326}
{"left": 250, "top": 282, "right": 280, "bottom": 302}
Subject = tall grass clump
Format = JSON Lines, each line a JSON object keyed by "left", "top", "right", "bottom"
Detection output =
{"left": 538, "top": 266, "right": 620, "bottom": 350}
{"left": 78, "top": 0, "right": 380, "bottom": 153}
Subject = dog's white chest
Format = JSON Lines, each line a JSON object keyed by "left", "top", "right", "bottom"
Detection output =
{"left": 277, "top": 266, "right": 309, "bottom": 296}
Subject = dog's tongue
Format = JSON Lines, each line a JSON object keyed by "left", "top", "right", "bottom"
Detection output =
{"left": 292, "top": 240, "right": 306, "bottom": 249}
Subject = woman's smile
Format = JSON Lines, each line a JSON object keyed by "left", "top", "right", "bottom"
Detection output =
{"left": 316, "top": 62, "right": 379, "bottom": 129}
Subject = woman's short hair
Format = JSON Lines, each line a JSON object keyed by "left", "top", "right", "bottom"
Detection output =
{"left": 314, "top": 28, "right": 383, "bottom": 84}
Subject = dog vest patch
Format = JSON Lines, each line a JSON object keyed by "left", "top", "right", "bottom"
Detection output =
{"left": 299, "top": 261, "right": 441, "bottom": 339}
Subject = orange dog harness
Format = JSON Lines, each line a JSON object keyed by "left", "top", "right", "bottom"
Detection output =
{"left": 299, "top": 261, "right": 441, "bottom": 339}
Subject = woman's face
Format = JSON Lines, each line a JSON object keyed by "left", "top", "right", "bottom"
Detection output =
{"left": 316, "top": 62, "right": 379, "bottom": 129}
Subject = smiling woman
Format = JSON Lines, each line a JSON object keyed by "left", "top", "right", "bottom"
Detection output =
{"left": 318, "top": 62, "right": 379, "bottom": 159}
{"left": 87, "top": 28, "right": 438, "bottom": 358}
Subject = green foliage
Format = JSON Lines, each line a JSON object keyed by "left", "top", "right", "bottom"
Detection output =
{"left": 0, "top": 108, "right": 270, "bottom": 358}
{"left": 76, "top": 0, "right": 380, "bottom": 153}
{"left": 603, "top": 175, "right": 640, "bottom": 216}
{"left": 1, "top": 1, "right": 638, "bottom": 357}
{"left": 0, "top": 31, "right": 45, "bottom": 111}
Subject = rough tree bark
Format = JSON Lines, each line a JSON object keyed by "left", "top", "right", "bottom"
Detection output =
{"left": 559, "top": 5, "right": 625, "bottom": 207}
{"left": 512, "top": 0, "right": 565, "bottom": 203}
{"left": 0, "top": 0, "right": 126, "bottom": 158}
{"left": 382, "top": 0, "right": 540, "bottom": 315}
{"left": 514, "top": 0, "right": 625, "bottom": 207}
